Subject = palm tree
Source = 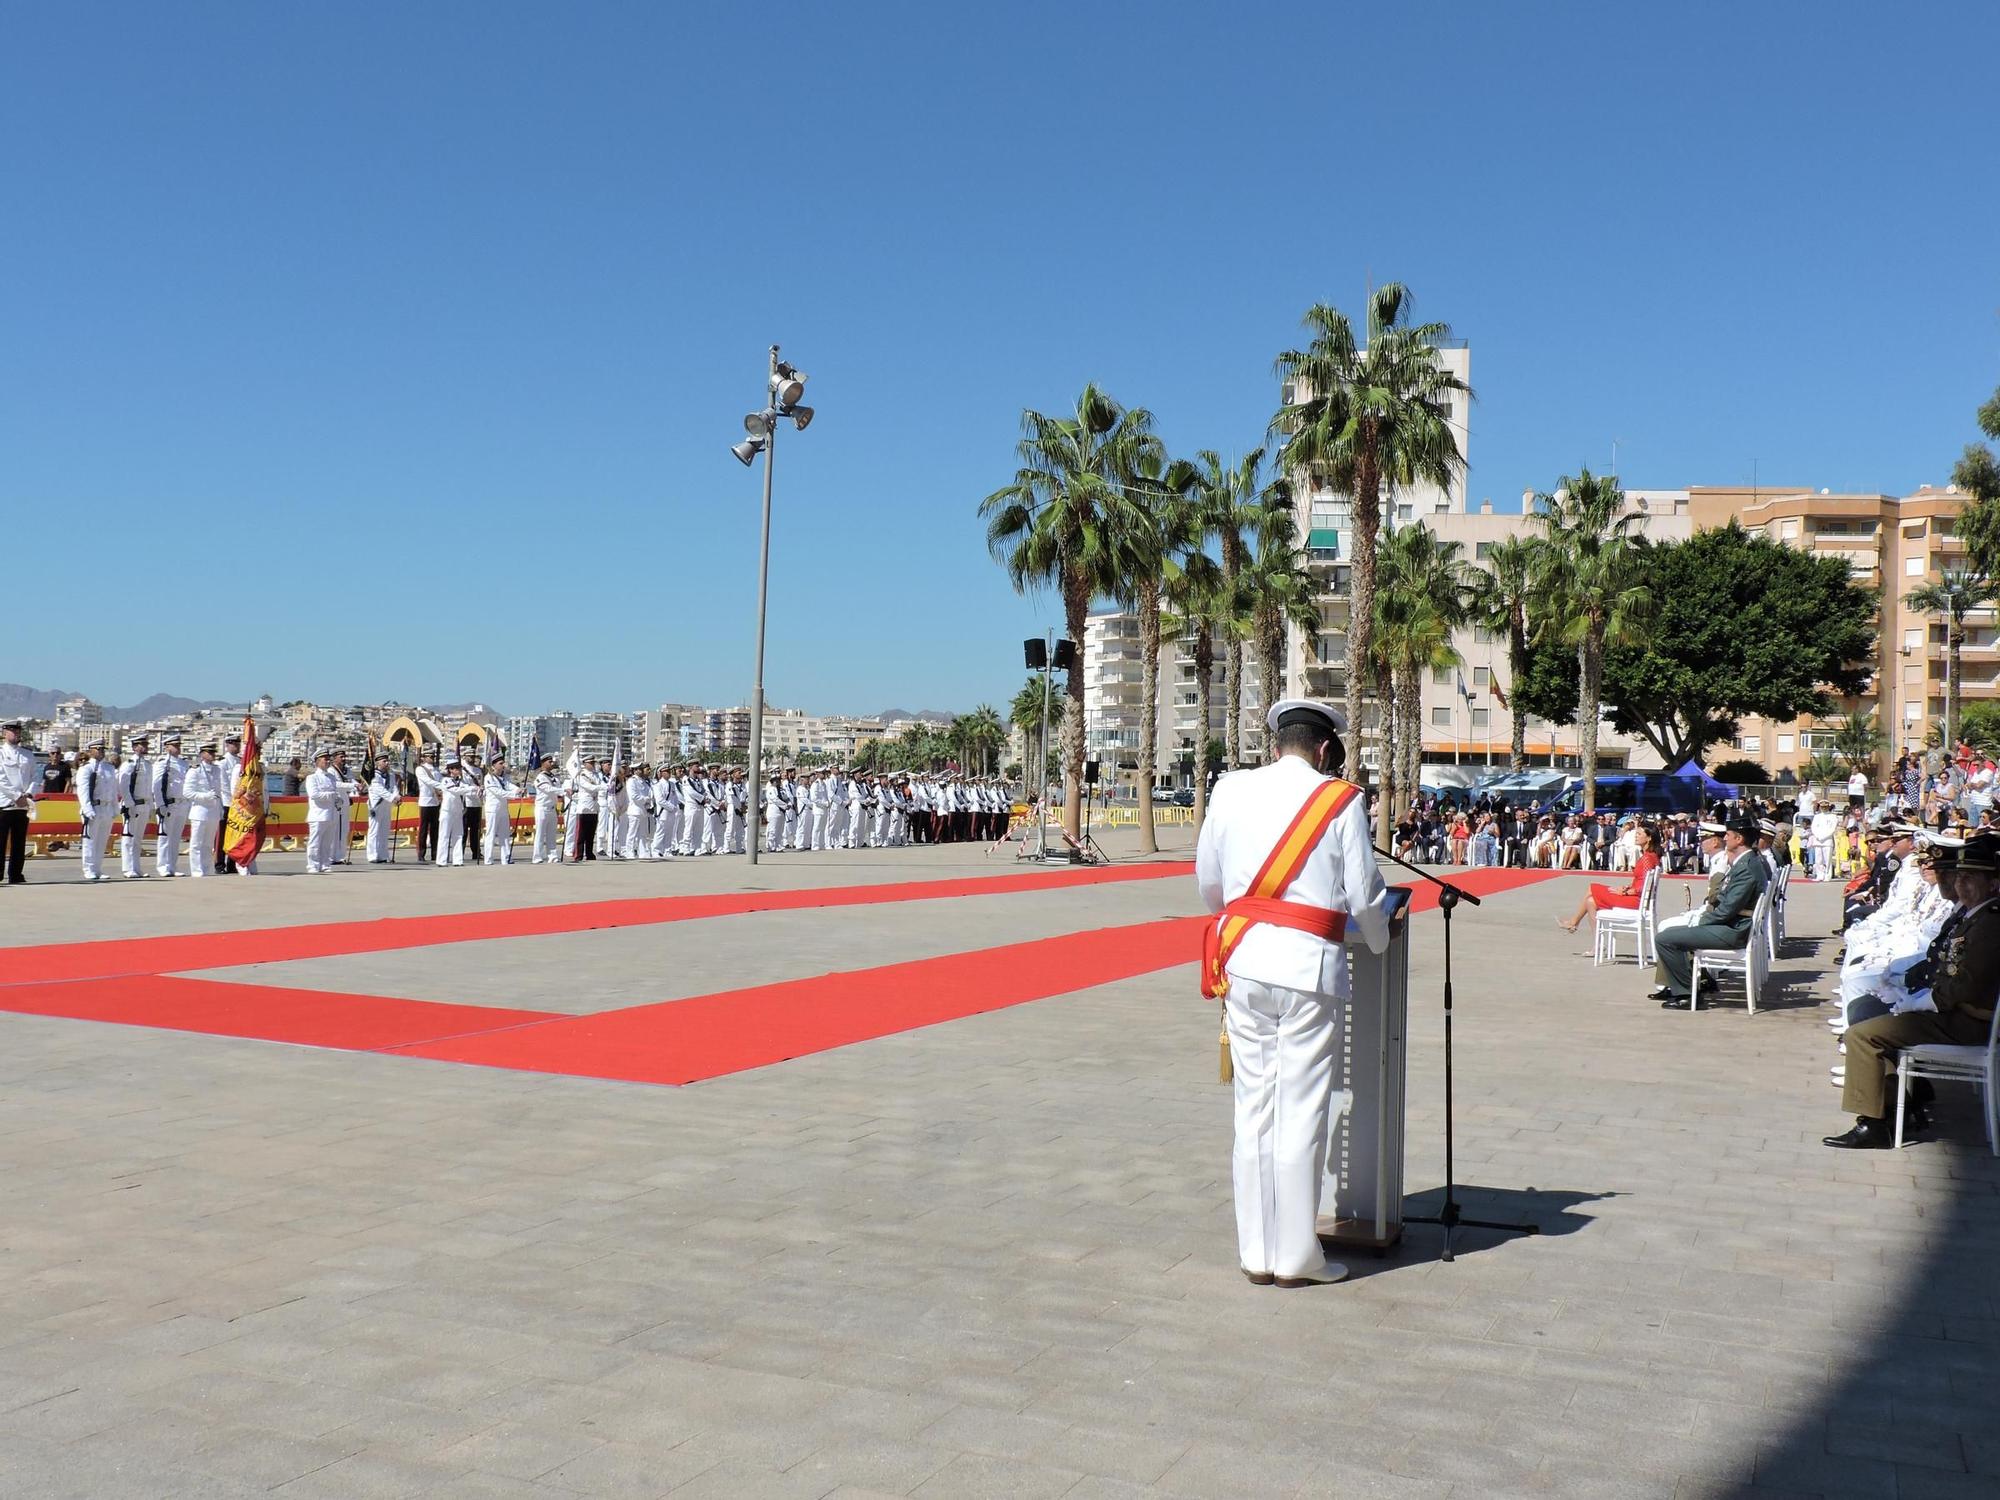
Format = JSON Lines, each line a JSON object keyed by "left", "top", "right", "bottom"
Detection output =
{"left": 1239, "top": 481, "right": 1321, "bottom": 764}
{"left": 1903, "top": 568, "right": 1998, "bottom": 754}
{"left": 1473, "top": 536, "right": 1543, "bottom": 770}
{"left": 1008, "top": 675, "right": 1065, "bottom": 794}
{"left": 1374, "top": 523, "right": 1477, "bottom": 812}
{"left": 1115, "top": 443, "right": 1186, "bottom": 854}
{"left": 1530, "top": 469, "right": 1651, "bottom": 812}
{"left": 1163, "top": 550, "right": 1228, "bottom": 835}
{"left": 981, "top": 385, "right": 1157, "bottom": 837}
{"left": 1829, "top": 710, "right": 1888, "bottom": 779}
{"left": 1273, "top": 285, "right": 1470, "bottom": 834}
{"left": 953, "top": 705, "right": 1006, "bottom": 776}
{"left": 1183, "top": 449, "right": 1267, "bottom": 768}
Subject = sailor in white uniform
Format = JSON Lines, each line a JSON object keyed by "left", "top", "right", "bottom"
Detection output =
{"left": 481, "top": 759, "right": 518, "bottom": 865}
{"left": 183, "top": 743, "right": 228, "bottom": 877}
{"left": 1195, "top": 699, "right": 1398, "bottom": 1288}
{"left": 651, "top": 766, "right": 681, "bottom": 858}
{"left": 117, "top": 735, "right": 155, "bottom": 878}
{"left": 303, "top": 750, "right": 346, "bottom": 874}
{"left": 151, "top": 735, "right": 190, "bottom": 876}
{"left": 624, "top": 766, "right": 654, "bottom": 860}
{"left": 365, "top": 754, "right": 399, "bottom": 862}
{"left": 75, "top": 740, "right": 117, "bottom": 881}
{"left": 438, "top": 763, "right": 476, "bottom": 866}
{"left": 532, "top": 758, "right": 566, "bottom": 863}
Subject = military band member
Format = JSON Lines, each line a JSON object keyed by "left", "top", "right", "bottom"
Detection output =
{"left": 366, "top": 754, "right": 399, "bottom": 862}
{"left": 567, "top": 757, "right": 604, "bottom": 861}
{"left": 1196, "top": 699, "right": 1396, "bottom": 1288}
{"left": 482, "top": 759, "right": 518, "bottom": 865}
{"left": 117, "top": 734, "right": 154, "bottom": 878}
{"left": 415, "top": 746, "right": 444, "bottom": 862}
{"left": 184, "top": 743, "right": 229, "bottom": 878}
{"left": 438, "top": 762, "right": 476, "bottom": 866}
{"left": 532, "top": 757, "right": 565, "bottom": 863}
{"left": 458, "top": 748, "right": 485, "bottom": 858}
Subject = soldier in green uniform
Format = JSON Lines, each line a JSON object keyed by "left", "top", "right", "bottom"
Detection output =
{"left": 1825, "top": 834, "right": 2000, "bottom": 1149}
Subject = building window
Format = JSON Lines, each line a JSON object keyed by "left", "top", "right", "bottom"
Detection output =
{"left": 1474, "top": 542, "right": 1493, "bottom": 560}
{"left": 1739, "top": 736, "right": 1761, "bottom": 753}
{"left": 1397, "top": 505, "right": 1413, "bottom": 522}
{"left": 1905, "top": 701, "right": 1922, "bottom": 722}
{"left": 1904, "top": 627, "right": 1923, "bottom": 651}
{"left": 1779, "top": 519, "right": 1800, "bottom": 540}
{"left": 1905, "top": 555, "right": 1924, "bottom": 577}
{"left": 1430, "top": 707, "right": 1451, "bottom": 727}
{"left": 1472, "top": 624, "right": 1496, "bottom": 645}
{"left": 1470, "top": 707, "right": 1489, "bottom": 730}
{"left": 1473, "top": 666, "right": 1491, "bottom": 687}
{"left": 1777, "top": 734, "right": 1795, "bottom": 753}
{"left": 1431, "top": 666, "right": 1452, "bottom": 686}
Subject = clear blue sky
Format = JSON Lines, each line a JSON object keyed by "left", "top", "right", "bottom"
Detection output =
{"left": 5, "top": 3, "right": 1996, "bottom": 717}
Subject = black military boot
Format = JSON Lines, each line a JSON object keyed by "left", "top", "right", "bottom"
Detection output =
{"left": 1822, "top": 1117, "right": 1892, "bottom": 1149}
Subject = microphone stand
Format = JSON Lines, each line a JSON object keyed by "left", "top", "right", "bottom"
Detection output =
{"left": 1372, "top": 841, "right": 1538, "bottom": 1263}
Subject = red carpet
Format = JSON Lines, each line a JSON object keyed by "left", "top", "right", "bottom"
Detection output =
{"left": 0, "top": 863, "right": 1557, "bottom": 1084}
{"left": 0, "top": 861, "right": 1194, "bottom": 987}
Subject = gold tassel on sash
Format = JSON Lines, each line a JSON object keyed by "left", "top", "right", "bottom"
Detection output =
{"left": 1219, "top": 1026, "right": 1232, "bottom": 1084}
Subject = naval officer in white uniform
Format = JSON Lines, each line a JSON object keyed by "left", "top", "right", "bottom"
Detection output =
{"left": 1196, "top": 699, "right": 1397, "bottom": 1288}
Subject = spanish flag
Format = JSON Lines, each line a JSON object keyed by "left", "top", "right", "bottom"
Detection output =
{"left": 223, "top": 714, "right": 267, "bottom": 866}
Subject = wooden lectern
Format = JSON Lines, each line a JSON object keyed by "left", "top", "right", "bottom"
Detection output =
{"left": 1319, "top": 887, "right": 1412, "bottom": 1251}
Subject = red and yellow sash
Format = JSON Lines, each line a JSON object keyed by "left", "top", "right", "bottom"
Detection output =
{"left": 1202, "top": 776, "right": 1361, "bottom": 999}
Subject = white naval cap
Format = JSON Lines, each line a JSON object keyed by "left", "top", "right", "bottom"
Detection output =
{"left": 1265, "top": 697, "right": 1348, "bottom": 736}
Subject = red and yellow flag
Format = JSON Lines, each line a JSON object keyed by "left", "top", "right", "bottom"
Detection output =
{"left": 223, "top": 715, "right": 267, "bottom": 866}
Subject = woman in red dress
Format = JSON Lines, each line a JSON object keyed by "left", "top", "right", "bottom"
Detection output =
{"left": 1559, "top": 821, "right": 1660, "bottom": 933}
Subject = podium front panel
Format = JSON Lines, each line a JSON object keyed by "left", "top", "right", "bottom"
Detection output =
{"left": 1323, "top": 904, "right": 1410, "bottom": 1248}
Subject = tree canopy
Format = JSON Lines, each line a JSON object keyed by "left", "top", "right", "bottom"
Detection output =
{"left": 1598, "top": 522, "right": 1877, "bottom": 766}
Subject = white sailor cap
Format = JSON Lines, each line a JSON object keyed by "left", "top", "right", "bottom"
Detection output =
{"left": 1697, "top": 821, "right": 1728, "bottom": 836}
{"left": 1265, "top": 698, "right": 1349, "bottom": 736}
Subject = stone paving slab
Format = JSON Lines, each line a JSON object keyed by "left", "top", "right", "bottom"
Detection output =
{"left": 1, "top": 835, "right": 1995, "bottom": 1499}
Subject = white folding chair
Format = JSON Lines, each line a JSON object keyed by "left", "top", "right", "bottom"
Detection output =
{"left": 1690, "top": 887, "right": 1771, "bottom": 1015}
{"left": 1767, "top": 865, "right": 1790, "bottom": 956}
{"left": 1895, "top": 1006, "right": 2000, "bottom": 1154}
{"left": 1593, "top": 866, "right": 1658, "bottom": 967}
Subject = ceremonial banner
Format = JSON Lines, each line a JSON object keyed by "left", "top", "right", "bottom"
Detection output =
{"left": 223, "top": 715, "right": 268, "bottom": 866}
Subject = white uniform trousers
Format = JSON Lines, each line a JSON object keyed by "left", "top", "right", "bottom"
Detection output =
{"left": 623, "top": 809, "right": 652, "bottom": 860}
{"left": 806, "top": 805, "right": 826, "bottom": 851}
{"left": 534, "top": 805, "right": 562, "bottom": 862}
{"left": 1222, "top": 976, "right": 1341, "bottom": 1281}
{"left": 1810, "top": 839, "right": 1833, "bottom": 881}
{"left": 651, "top": 806, "right": 678, "bottom": 858}
{"left": 305, "top": 816, "right": 340, "bottom": 874}
{"left": 79, "top": 812, "right": 113, "bottom": 879}
{"left": 120, "top": 807, "right": 152, "bottom": 877}
{"left": 439, "top": 805, "right": 467, "bottom": 865}
{"left": 699, "top": 808, "right": 721, "bottom": 855}
{"left": 824, "top": 805, "right": 846, "bottom": 850}
{"left": 847, "top": 803, "right": 865, "bottom": 847}
{"left": 595, "top": 810, "right": 614, "bottom": 857}
{"left": 366, "top": 802, "right": 394, "bottom": 861}
{"left": 483, "top": 809, "right": 514, "bottom": 864}
{"left": 155, "top": 807, "right": 188, "bottom": 876}
{"left": 186, "top": 807, "right": 220, "bottom": 876}
{"left": 873, "top": 807, "right": 890, "bottom": 848}
{"left": 726, "top": 806, "right": 745, "bottom": 854}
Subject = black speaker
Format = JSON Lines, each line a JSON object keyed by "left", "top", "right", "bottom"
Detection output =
{"left": 1052, "top": 638, "right": 1078, "bottom": 672}
{"left": 1084, "top": 758, "right": 1100, "bottom": 786}
{"left": 1023, "top": 638, "right": 1047, "bottom": 670}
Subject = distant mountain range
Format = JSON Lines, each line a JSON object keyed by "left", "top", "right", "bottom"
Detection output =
{"left": 875, "top": 707, "right": 959, "bottom": 724}
{"left": 0, "top": 683, "right": 243, "bottom": 722}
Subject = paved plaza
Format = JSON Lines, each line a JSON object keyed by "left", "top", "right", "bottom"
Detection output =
{"left": 1, "top": 833, "right": 1996, "bottom": 1499}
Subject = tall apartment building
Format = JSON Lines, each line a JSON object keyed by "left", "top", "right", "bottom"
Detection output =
{"left": 571, "top": 711, "right": 633, "bottom": 764}
{"left": 505, "top": 713, "right": 576, "bottom": 764}
{"left": 703, "top": 707, "right": 751, "bottom": 753}
{"left": 1689, "top": 484, "right": 1985, "bottom": 774}
{"left": 1081, "top": 609, "right": 1259, "bottom": 789}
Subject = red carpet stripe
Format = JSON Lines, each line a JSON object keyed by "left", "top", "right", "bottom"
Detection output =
{"left": 0, "top": 861, "right": 1194, "bottom": 987}
{"left": 0, "top": 975, "right": 556, "bottom": 1050}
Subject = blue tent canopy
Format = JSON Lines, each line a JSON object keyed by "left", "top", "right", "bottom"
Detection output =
{"left": 1674, "top": 760, "right": 1735, "bottom": 800}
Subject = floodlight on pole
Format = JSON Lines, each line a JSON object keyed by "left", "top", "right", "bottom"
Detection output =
{"left": 734, "top": 344, "right": 817, "bottom": 866}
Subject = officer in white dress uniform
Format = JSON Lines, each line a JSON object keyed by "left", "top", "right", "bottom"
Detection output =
{"left": 303, "top": 750, "right": 345, "bottom": 874}
{"left": 623, "top": 767, "right": 653, "bottom": 859}
{"left": 366, "top": 755, "right": 399, "bottom": 861}
{"left": 75, "top": 741, "right": 117, "bottom": 881}
{"left": 117, "top": 735, "right": 155, "bottom": 878}
{"left": 152, "top": 735, "right": 190, "bottom": 876}
{"left": 651, "top": 766, "right": 681, "bottom": 858}
{"left": 532, "top": 758, "right": 566, "bottom": 863}
{"left": 216, "top": 733, "right": 244, "bottom": 872}
{"left": 438, "top": 763, "right": 476, "bottom": 865}
{"left": 565, "top": 760, "right": 603, "bottom": 861}
{"left": 481, "top": 760, "right": 518, "bottom": 865}
{"left": 1195, "top": 699, "right": 1397, "bottom": 1288}
{"left": 183, "top": 743, "right": 228, "bottom": 877}
{"left": 326, "top": 750, "right": 362, "bottom": 866}
{"left": 415, "top": 748, "right": 444, "bottom": 862}
{"left": 675, "top": 765, "right": 707, "bottom": 855}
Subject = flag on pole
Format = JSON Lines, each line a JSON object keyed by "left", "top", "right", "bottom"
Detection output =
{"left": 1490, "top": 679, "right": 1509, "bottom": 709}
{"left": 223, "top": 714, "right": 267, "bottom": 866}
{"left": 1455, "top": 671, "right": 1472, "bottom": 701}
{"left": 527, "top": 733, "right": 541, "bottom": 771}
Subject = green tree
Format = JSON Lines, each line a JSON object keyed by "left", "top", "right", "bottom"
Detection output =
{"left": 1512, "top": 636, "right": 1580, "bottom": 732}
{"left": 1239, "top": 481, "right": 1321, "bottom": 768}
{"left": 1118, "top": 441, "right": 1191, "bottom": 853}
{"left": 1184, "top": 449, "right": 1267, "bottom": 767}
{"left": 1709, "top": 757, "right": 1766, "bottom": 788}
{"left": 1374, "top": 522, "right": 1476, "bottom": 813}
{"left": 1950, "top": 382, "right": 2000, "bottom": 578}
{"left": 1531, "top": 469, "right": 1652, "bottom": 810}
{"left": 1801, "top": 751, "right": 1844, "bottom": 787}
{"left": 1598, "top": 522, "right": 1876, "bottom": 768}
{"left": 981, "top": 384, "right": 1156, "bottom": 837}
{"left": 1273, "top": 284, "right": 1469, "bottom": 836}
{"left": 1008, "top": 674, "right": 1066, "bottom": 793}
{"left": 953, "top": 705, "right": 1006, "bottom": 776}
{"left": 1830, "top": 710, "right": 1889, "bottom": 778}
{"left": 1471, "top": 535, "right": 1543, "bottom": 770}
{"left": 1904, "top": 568, "right": 2000, "bottom": 754}
{"left": 1162, "top": 548, "right": 1228, "bottom": 836}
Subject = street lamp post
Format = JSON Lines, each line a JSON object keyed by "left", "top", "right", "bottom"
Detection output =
{"left": 731, "top": 345, "right": 814, "bottom": 866}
